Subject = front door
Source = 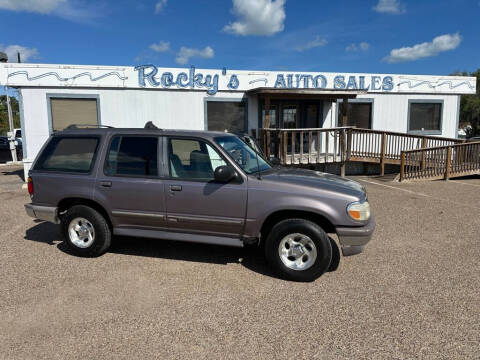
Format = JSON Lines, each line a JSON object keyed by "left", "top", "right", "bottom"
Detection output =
{"left": 164, "top": 137, "right": 247, "bottom": 237}
{"left": 94, "top": 135, "right": 167, "bottom": 229}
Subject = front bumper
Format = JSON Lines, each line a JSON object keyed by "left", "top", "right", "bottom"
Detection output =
{"left": 24, "top": 204, "right": 60, "bottom": 224}
{"left": 336, "top": 216, "right": 375, "bottom": 256}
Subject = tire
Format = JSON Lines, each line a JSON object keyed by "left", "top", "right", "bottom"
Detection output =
{"left": 265, "top": 218, "right": 332, "bottom": 282}
{"left": 327, "top": 236, "right": 340, "bottom": 272}
{"left": 61, "top": 205, "right": 111, "bottom": 257}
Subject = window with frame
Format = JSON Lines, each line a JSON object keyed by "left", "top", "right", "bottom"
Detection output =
{"left": 206, "top": 101, "right": 246, "bottom": 133}
{"left": 105, "top": 136, "right": 158, "bottom": 176}
{"left": 409, "top": 102, "right": 442, "bottom": 133}
{"left": 261, "top": 106, "right": 277, "bottom": 128}
{"left": 50, "top": 97, "right": 99, "bottom": 132}
{"left": 35, "top": 137, "right": 99, "bottom": 173}
{"left": 338, "top": 101, "right": 372, "bottom": 129}
{"left": 168, "top": 138, "right": 226, "bottom": 180}
{"left": 282, "top": 106, "right": 297, "bottom": 129}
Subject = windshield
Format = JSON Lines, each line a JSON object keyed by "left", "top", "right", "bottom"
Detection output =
{"left": 215, "top": 135, "right": 272, "bottom": 174}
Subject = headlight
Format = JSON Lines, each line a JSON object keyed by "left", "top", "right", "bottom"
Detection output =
{"left": 347, "top": 201, "right": 371, "bottom": 221}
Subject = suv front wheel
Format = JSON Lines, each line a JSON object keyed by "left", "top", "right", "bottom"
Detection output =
{"left": 265, "top": 219, "right": 332, "bottom": 282}
{"left": 61, "top": 205, "right": 111, "bottom": 257}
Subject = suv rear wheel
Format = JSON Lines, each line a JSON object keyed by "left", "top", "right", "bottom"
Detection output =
{"left": 61, "top": 205, "right": 111, "bottom": 257}
{"left": 265, "top": 219, "right": 332, "bottom": 282}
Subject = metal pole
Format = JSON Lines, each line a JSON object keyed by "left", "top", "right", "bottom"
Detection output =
{"left": 5, "top": 86, "right": 18, "bottom": 162}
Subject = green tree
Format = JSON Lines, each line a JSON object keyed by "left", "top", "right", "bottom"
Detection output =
{"left": 0, "top": 94, "right": 20, "bottom": 136}
{"left": 453, "top": 69, "right": 480, "bottom": 137}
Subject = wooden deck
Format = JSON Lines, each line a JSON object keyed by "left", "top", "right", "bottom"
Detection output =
{"left": 400, "top": 142, "right": 480, "bottom": 182}
{"left": 256, "top": 127, "right": 465, "bottom": 179}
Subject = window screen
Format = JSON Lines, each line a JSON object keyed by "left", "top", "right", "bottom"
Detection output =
{"left": 338, "top": 102, "right": 372, "bottom": 129}
{"left": 409, "top": 102, "right": 442, "bottom": 132}
{"left": 105, "top": 136, "right": 158, "bottom": 176}
{"left": 207, "top": 101, "right": 246, "bottom": 133}
{"left": 282, "top": 106, "right": 297, "bottom": 129}
{"left": 50, "top": 98, "right": 98, "bottom": 131}
{"left": 35, "top": 137, "right": 99, "bottom": 173}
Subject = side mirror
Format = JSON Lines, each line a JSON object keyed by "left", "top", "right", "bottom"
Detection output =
{"left": 214, "top": 165, "right": 235, "bottom": 182}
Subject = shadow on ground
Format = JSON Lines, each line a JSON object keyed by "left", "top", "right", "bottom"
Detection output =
{"left": 453, "top": 174, "right": 480, "bottom": 181}
{"left": 24, "top": 221, "right": 284, "bottom": 279}
{"left": 1, "top": 168, "right": 25, "bottom": 182}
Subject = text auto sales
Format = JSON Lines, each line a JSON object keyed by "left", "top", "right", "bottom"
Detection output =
{"left": 135, "top": 64, "right": 394, "bottom": 95}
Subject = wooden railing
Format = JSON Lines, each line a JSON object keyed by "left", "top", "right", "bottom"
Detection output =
{"left": 256, "top": 127, "right": 464, "bottom": 176}
{"left": 257, "top": 127, "right": 350, "bottom": 165}
{"left": 348, "top": 128, "right": 461, "bottom": 163}
{"left": 400, "top": 142, "right": 480, "bottom": 182}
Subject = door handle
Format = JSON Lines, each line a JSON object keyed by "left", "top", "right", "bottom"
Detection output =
{"left": 170, "top": 185, "right": 182, "bottom": 192}
{"left": 100, "top": 181, "right": 112, "bottom": 188}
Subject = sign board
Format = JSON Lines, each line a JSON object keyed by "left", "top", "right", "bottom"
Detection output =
{"left": 0, "top": 63, "right": 476, "bottom": 95}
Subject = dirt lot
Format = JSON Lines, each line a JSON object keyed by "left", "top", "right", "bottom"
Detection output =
{"left": 0, "top": 165, "right": 479, "bottom": 359}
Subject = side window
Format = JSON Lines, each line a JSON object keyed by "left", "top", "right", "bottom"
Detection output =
{"left": 104, "top": 136, "right": 120, "bottom": 176}
{"left": 105, "top": 136, "right": 158, "bottom": 176}
{"left": 35, "top": 137, "right": 99, "bottom": 173}
{"left": 168, "top": 138, "right": 226, "bottom": 180}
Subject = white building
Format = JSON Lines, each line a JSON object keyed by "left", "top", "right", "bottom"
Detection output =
{"left": 0, "top": 62, "right": 476, "bottom": 177}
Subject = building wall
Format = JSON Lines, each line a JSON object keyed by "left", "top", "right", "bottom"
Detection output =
{"left": 357, "top": 93, "right": 459, "bottom": 138}
{"left": 19, "top": 86, "right": 459, "bottom": 177}
{"left": 20, "top": 87, "right": 251, "bottom": 174}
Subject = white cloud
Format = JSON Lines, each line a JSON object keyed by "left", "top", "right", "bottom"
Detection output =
{"left": 224, "top": 0, "right": 286, "bottom": 36}
{"left": 383, "top": 33, "right": 462, "bottom": 63}
{"left": 346, "top": 42, "right": 370, "bottom": 52}
{"left": 155, "top": 0, "right": 167, "bottom": 14}
{"left": 0, "top": 0, "right": 66, "bottom": 13}
{"left": 0, "top": 44, "right": 39, "bottom": 62}
{"left": 373, "top": 0, "right": 406, "bottom": 14}
{"left": 176, "top": 46, "right": 214, "bottom": 65}
{"left": 295, "top": 36, "right": 327, "bottom": 52}
{"left": 150, "top": 41, "right": 170, "bottom": 52}
{"left": 0, "top": 0, "right": 100, "bottom": 21}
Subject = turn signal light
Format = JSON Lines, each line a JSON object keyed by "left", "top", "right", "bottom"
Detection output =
{"left": 27, "top": 176, "right": 34, "bottom": 196}
{"left": 347, "top": 201, "right": 370, "bottom": 221}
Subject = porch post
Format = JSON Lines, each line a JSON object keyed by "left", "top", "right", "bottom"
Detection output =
{"left": 341, "top": 97, "right": 348, "bottom": 127}
{"left": 264, "top": 96, "right": 271, "bottom": 128}
{"left": 340, "top": 97, "right": 348, "bottom": 177}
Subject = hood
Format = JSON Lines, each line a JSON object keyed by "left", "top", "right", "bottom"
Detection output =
{"left": 260, "top": 167, "right": 366, "bottom": 200}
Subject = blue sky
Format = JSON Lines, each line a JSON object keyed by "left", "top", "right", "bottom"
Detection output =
{"left": 0, "top": 0, "right": 479, "bottom": 75}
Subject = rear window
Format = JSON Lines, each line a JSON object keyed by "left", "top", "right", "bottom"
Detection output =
{"left": 35, "top": 137, "right": 99, "bottom": 173}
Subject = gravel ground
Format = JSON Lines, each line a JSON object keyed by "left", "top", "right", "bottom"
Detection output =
{"left": 0, "top": 165, "right": 479, "bottom": 359}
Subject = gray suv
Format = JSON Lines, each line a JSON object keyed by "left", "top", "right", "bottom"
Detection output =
{"left": 25, "top": 126, "right": 375, "bottom": 282}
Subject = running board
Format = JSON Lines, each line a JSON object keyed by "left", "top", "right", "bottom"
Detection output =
{"left": 113, "top": 228, "right": 244, "bottom": 248}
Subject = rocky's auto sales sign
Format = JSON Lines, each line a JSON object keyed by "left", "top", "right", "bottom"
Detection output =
{"left": 0, "top": 63, "right": 476, "bottom": 95}
{"left": 134, "top": 65, "right": 395, "bottom": 95}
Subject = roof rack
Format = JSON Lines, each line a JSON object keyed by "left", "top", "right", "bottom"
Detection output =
{"left": 65, "top": 124, "right": 114, "bottom": 129}
{"left": 144, "top": 121, "right": 161, "bottom": 130}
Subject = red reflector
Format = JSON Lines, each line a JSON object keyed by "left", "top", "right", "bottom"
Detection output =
{"left": 27, "top": 177, "right": 34, "bottom": 195}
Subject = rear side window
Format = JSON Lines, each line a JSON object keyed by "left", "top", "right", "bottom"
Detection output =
{"left": 105, "top": 136, "right": 158, "bottom": 177}
{"left": 35, "top": 137, "right": 99, "bottom": 173}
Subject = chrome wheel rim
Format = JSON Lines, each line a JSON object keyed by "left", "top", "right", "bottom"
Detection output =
{"left": 278, "top": 233, "right": 317, "bottom": 271}
{"left": 68, "top": 217, "right": 95, "bottom": 248}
